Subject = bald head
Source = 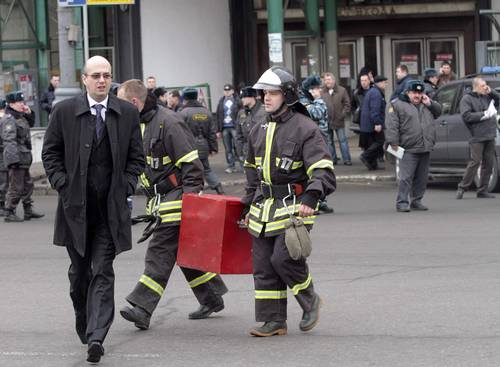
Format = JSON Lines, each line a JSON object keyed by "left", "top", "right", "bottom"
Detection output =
{"left": 82, "top": 56, "right": 112, "bottom": 102}
{"left": 83, "top": 56, "right": 111, "bottom": 75}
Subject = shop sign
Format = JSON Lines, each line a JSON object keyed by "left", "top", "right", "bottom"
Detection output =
{"left": 339, "top": 5, "right": 396, "bottom": 18}
{"left": 59, "top": 0, "right": 134, "bottom": 5}
{"left": 268, "top": 33, "right": 283, "bottom": 64}
{"left": 339, "top": 58, "right": 351, "bottom": 79}
{"left": 436, "top": 54, "right": 453, "bottom": 61}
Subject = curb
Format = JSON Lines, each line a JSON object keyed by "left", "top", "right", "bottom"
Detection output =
{"left": 34, "top": 174, "right": 395, "bottom": 195}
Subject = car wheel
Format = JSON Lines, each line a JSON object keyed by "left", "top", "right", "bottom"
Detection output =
{"left": 474, "top": 162, "right": 500, "bottom": 192}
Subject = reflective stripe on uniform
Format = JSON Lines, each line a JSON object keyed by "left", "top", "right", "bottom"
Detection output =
{"left": 175, "top": 150, "right": 199, "bottom": 168}
{"left": 292, "top": 273, "right": 312, "bottom": 295}
{"left": 255, "top": 290, "right": 287, "bottom": 300}
{"left": 188, "top": 272, "right": 217, "bottom": 288}
{"left": 158, "top": 200, "right": 182, "bottom": 212}
{"left": 273, "top": 204, "right": 301, "bottom": 218}
{"left": 255, "top": 156, "right": 262, "bottom": 166}
{"left": 146, "top": 155, "right": 172, "bottom": 166}
{"left": 160, "top": 212, "right": 182, "bottom": 223}
{"left": 275, "top": 158, "right": 303, "bottom": 170}
{"left": 248, "top": 218, "right": 264, "bottom": 235}
{"left": 265, "top": 216, "right": 316, "bottom": 233}
{"left": 306, "top": 159, "right": 334, "bottom": 178}
{"left": 249, "top": 204, "right": 261, "bottom": 218}
{"left": 244, "top": 160, "right": 256, "bottom": 168}
{"left": 261, "top": 198, "right": 274, "bottom": 222}
{"left": 262, "top": 123, "right": 276, "bottom": 183}
{"left": 140, "top": 173, "right": 150, "bottom": 188}
{"left": 140, "top": 274, "right": 164, "bottom": 296}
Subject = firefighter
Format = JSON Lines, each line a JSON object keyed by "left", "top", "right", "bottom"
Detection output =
{"left": 117, "top": 80, "right": 228, "bottom": 330}
{"left": 241, "top": 67, "right": 336, "bottom": 337}
{"left": 2, "top": 91, "right": 43, "bottom": 222}
{"left": 179, "top": 88, "right": 224, "bottom": 194}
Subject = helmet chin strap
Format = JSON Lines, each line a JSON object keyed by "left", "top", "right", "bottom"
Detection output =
{"left": 271, "top": 102, "right": 288, "bottom": 119}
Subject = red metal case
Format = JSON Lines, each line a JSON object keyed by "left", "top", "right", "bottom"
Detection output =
{"left": 177, "top": 193, "right": 253, "bottom": 274}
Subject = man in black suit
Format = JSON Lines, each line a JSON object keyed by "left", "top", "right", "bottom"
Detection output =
{"left": 42, "top": 56, "right": 144, "bottom": 364}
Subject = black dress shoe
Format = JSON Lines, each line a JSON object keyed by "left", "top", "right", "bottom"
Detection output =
{"left": 343, "top": 161, "right": 352, "bottom": 166}
{"left": 410, "top": 202, "right": 428, "bottom": 211}
{"left": 299, "top": 294, "right": 323, "bottom": 332}
{"left": 318, "top": 201, "right": 334, "bottom": 214}
{"left": 76, "top": 313, "right": 87, "bottom": 344}
{"left": 86, "top": 341, "right": 104, "bottom": 364}
{"left": 477, "top": 192, "right": 496, "bottom": 199}
{"left": 188, "top": 298, "right": 224, "bottom": 319}
{"left": 120, "top": 305, "right": 151, "bottom": 330}
{"left": 250, "top": 321, "right": 287, "bottom": 337}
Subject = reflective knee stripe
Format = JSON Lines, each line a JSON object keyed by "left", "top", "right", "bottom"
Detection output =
{"left": 255, "top": 290, "right": 287, "bottom": 299}
{"left": 175, "top": 150, "right": 199, "bottom": 168}
{"left": 262, "top": 122, "right": 276, "bottom": 183}
{"left": 189, "top": 272, "right": 217, "bottom": 288}
{"left": 306, "top": 159, "right": 334, "bottom": 178}
{"left": 291, "top": 273, "right": 312, "bottom": 295}
{"left": 140, "top": 274, "right": 164, "bottom": 296}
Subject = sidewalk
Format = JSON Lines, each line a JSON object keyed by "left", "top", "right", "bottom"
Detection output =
{"left": 31, "top": 135, "right": 395, "bottom": 194}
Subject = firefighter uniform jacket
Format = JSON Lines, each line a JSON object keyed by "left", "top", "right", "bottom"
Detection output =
{"left": 242, "top": 107, "right": 336, "bottom": 237}
{"left": 140, "top": 105, "right": 204, "bottom": 225}
{"left": 179, "top": 100, "right": 218, "bottom": 159}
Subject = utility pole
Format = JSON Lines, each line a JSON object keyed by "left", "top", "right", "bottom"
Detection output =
{"left": 267, "top": 0, "right": 284, "bottom": 67}
{"left": 54, "top": 5, "right": 81, "bottom": 104}
{"left": 324, "top": 0, "right": 339, "bottom": 78}
{"left": 304, "top": 0, "right": 321, "bottom": 75}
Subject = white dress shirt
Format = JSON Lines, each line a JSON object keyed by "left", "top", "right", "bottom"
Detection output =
{"left": 87, "top": 94, "right": 108, "bottom": 121}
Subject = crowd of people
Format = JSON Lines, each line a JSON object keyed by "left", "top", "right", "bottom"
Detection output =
{"left": 0, "top": 54, "right": 497, "bottom": 364}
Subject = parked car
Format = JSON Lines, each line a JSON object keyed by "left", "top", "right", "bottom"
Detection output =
{"left": 393, "top": 76, "right": 500, "bottom": 192}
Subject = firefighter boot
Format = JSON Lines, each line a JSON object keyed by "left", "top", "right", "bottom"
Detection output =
{"left": 4, "top": 208, "right": 24, "bottom": 222}
{"left": 120, "top": 305, "right": 151, "bottom": 330}
{"left": 299, "top": 293, "right": 323, "bottom": 332}
{"left": 215, "top": 183, "right": 225, "bottom": 195}
{"left": 188, "top": 296, "right": 224, "bottom": 319}
{"left": 23, "top": 204, "right": 45, "bottom": 220}
{"left": 249, "top": 321, "right": 288, "bottom": 337}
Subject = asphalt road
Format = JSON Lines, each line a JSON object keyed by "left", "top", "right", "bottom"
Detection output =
{"left": 1, "top": 183, "right": 499, "bottom": 367}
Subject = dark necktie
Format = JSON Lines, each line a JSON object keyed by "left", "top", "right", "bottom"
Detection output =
{"left": 94, "top": 104, "right": 104, "bottom": 140}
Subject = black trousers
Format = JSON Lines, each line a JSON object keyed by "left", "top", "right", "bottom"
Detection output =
{"left": 0, "top": 169, "right": 8, "bottom": 204}
{"left": 5, "top": 167, "right": 33, "bottom": 210}
{"left": 252, "top": 233, "right": 315, "bottom": 322}
{"left": 361, "top": 131, "right": 385, "bottom": 169}
{"left": 66, "top": 221, "right": 116, "bottom": 344}
{"left": 126, "top": 224, "right": 227, "bottom": 315}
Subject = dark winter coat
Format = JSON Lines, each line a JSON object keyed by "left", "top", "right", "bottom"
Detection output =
{"left": 42, "top": 93, "right": 145, "bottom": 257}
{"left": 236, "top": 100, "right": 267, "bottom": 157}
{"left": 179, "top": 100, "right": 218, "bottom": 159}
{"left": 360, "top": 86, "right": 386, "bottom": 133}
{"left": 391, "top": 74, "right": 412, "bottom": 101}
{"left": 385, "top": 95, "right": 442, "bottom": 153}
{"left": 321, "top": 85, "right": 351, "bottom": 129}
{"left": 40, "top": 84, "right": 56, "bottom": 114}
{"left": 459, "top": 90, "right": 500, "bottom": 143}
{"left": 1, "top": 107, "right": 35, "bottom": 169}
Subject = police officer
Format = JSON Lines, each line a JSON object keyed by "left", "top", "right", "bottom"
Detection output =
{"left": 117, "top": 80, "right": 228, "bottom": 330}
{"left": 242, "top": 67, "right": 336, "bottom": 337}
{"left": 385, "top": 80, "right": 441, "bottom": 212}
{"left": 1, "top": 91, "right": 43, "bottom": 222}
{"left": 235, "top": 86, "right": 266, "bottom": 162}
{"left": 179, "top": 88, "right": 224, "bottom": 195}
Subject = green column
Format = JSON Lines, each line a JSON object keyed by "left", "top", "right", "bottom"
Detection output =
{"left": 304, "top": 0, "right": 321, "bottom": 75}
{"left": 35, "top": 1, "right": 49, "bottom": 126}
{"left": 324, "top": 0, "right": 339, "bottom": 78}
{"left": 267, "top": 0, "right": 284, "bottom": 67}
